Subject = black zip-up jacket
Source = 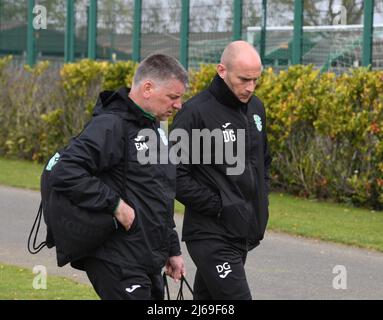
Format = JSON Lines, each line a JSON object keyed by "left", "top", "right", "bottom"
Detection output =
{"left": 51, "top": 87, "right": 181, "bottom": 272}
{"left": 171, "top": 74, "right": 272, "bottom": 251}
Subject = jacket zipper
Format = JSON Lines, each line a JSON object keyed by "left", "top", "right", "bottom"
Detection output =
{"left": 241, "top": 108, "right": 256, "bottom": 250}
{"left": 240, "top": 109, "right": 256, "bottom": 195}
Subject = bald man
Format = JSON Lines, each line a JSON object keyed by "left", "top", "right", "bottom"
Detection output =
{"left": 171, "top": 41, "right": 272, "bottom": 300}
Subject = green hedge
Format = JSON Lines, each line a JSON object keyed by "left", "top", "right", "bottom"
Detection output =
{"left": 256, "top": 65, "right": 383, "bottom": 210}
{"left": 0, "top": 58, "right": 138, "bottom": 162}
{"left": 0, "top": 57, "right": 382, "bottom": 210}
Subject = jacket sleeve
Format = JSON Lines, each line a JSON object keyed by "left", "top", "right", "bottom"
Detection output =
{"left": 264, "top": 131, "right": 272, "bottom": 196}
{"left": 171, "top": 106, "right": 222, "bottom": 216}
{"left": 168, "top": 213, "right": 182, "bottom": 257}
{"left": 50, "top": 114, "right": 124, "bottom": 214}
{"left": 168, "top": 229, "right": 181, "bottom": 257}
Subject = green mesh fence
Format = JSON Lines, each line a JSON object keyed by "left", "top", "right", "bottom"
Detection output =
{"left": 96, "top": 1, "right": 133, "bottom": 61}
{"left": 247, "top": 0, "right": 382, "bottom": 73}
{"left": 0, "top": 0, "right": 381, "bottom": 72}
{"left": 34, "top": 0, "right": 65, "bottom": 62}
{"left": 246, "top": 0, "right": 295, "bottom": 72}
{"left": 242, "top": 0, "right": 262, "bottom": 32}
{"left": 300, "top": 0, "right": 365, "bottom": 73}
{"left": 188, "top": 0, "right": 233, "bottom": 69}
{"left": 141, "top": 0, "right": 181, "bottom": 60}
{"left": 0, "top": 1, "right": 27, "bottom": 63}
{"left": 74, "top": 1, "right": 88, "bottom": 60}
{"left": 373, "top": 1, "right": 383, "bottom": 69}
{"left": 247, "top": 24, "right": 383, "bottom": 74}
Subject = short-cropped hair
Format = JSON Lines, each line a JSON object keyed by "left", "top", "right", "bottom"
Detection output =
{"left": 133, "top": 54, "right": 188, "bottom": 87}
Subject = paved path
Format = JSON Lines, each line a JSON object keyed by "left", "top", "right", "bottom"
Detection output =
{"left": 1, "top": 185, "right": 383, "bottom": 300}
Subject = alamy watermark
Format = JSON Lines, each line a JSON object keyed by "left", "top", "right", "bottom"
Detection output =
{"left": 135, "top": 122, "right": 248, "bottom": 176}
{"left": 33, "top": 5, "right": 47, "bottom": 30}
{"left": 32, "top": 265, "right": 47, "bottom": 290}
{"left": 332, "top": 265, "right": 347, "bottom": 290}
{"left": 332, "top": 5, "right": 347, "bottom": 25}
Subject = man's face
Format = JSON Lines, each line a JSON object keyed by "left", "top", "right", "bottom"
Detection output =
{"left": 148, "top": 79, "right": 185, "bottom": 121}
{"left": 219, "top": 61, "right": 262, "bottom": 103}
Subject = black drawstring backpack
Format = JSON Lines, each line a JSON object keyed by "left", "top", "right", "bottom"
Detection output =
{"left": 163, "top": 272, "right": 194, "bottom": 300}
{"left": 28, "top": 120, "right": 128, "bottom": 268}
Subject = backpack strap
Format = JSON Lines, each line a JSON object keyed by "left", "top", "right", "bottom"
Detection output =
{"left": 176, "top": 275, "right": 194, "bottom": 300}
{"left": 162, "top": 273, "right": 194, "bottom": 300}
{"left": 27, "top": 202, "right": 47, "bottom": 254}
{"left": 163, "top": 272, "right": 171, "bottom": 300}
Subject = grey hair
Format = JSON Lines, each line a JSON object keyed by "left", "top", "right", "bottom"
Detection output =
{"left": 133, "top": 54, "right": 188, "bottom": 87}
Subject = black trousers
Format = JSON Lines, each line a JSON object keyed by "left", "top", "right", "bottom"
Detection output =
{"left": 81, "top": 257, "right": 164, "bottom": 300}
{"left": 186, "top": 239, "right": 252, "bottom": 300}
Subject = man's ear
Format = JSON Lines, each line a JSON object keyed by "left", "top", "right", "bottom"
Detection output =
{"left": 217, "top": 64, "right": 226, "bottom": 79}
{"left": 142, "top": 80, "right": 154, "bottom": 99}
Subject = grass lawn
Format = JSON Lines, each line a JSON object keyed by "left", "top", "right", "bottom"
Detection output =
{"left": 0, "top": 263, "right": 98, "bottom": 300}
{"left": 0, "top": 158, "right": 43, "bottom": 190}
{"left": 1, "top": 157, "right": 383, "bottom": 252}
{"left": 267, "top": 193, "right": 383, "bottom": 252}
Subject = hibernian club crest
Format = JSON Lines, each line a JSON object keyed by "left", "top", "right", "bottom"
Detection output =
{"left": 253, "top": 114, "right": 262, "bottom": 132}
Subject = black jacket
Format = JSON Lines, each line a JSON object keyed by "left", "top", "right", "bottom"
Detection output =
{"left": 171, "top": 74, "right": 272, "bottom": 251}
{"left": 51, "top": 87, "right": 181, "bottom": 272}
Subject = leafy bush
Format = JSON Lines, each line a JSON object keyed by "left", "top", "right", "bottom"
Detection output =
{"left": 102, "top": 60, "right": 138, "bottom": 91}
{"left": 0, "top": 59, "right": 59, "bottom": 162}
{"left": 256, "top": 65, "right": 383, "bottom": 210}
{"left": 184, "top": 64, "right": 217, "bottom": 100}
{"left": 0, "top": 58, "right": 137, "bottom": 162}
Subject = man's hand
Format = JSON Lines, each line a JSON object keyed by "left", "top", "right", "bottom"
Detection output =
{"left": 165, "top": 255, "right": 186, "bottom": 281}
{"left": 114, "top": 199, "right": 135, "bottom": 231}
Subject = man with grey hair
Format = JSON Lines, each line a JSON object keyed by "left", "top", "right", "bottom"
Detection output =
{"left": 50, "top": 54, "right": 187, "bottom": 300}
{"left": 172, "top": 41, "right": 272, "bottom": 299}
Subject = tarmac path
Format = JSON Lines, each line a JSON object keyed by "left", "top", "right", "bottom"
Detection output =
{"left": 1, "top": 185, "right": 383, "bottom": 300}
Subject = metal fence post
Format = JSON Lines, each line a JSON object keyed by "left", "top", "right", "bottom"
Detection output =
{"left": 232, "top": 0, "right": 243, "bottom": 40}
{"left": 292, "top": 0, "right": 303, "bottom": 65}
{"left": 27, "top": 0, "right": 36, "bottom": 66}
{"left": 260, "top": 0, "right": 267, "bottom": 62}
{"left": 362, "top": 0, "right": 375, "bottom": 68}
{"left": 87, "top": 0, "right": 97, "bottom": 60}
{"left": 65, "top": 0, "right": 75, "bottom": 63}
{"left": 180, "top": 0, "right": 190, "bottom": 69}
{"left": 132, "top": 0, "right": 142, "bottom": 62}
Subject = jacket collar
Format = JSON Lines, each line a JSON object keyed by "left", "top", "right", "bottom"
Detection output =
{"left": 116, "top": 87, "right": 156, "bottom": 122}
{"left": 96, "top": 87, "right": 157, "bottom": 126}
{"left": 208, "top": 74, "right": 249, "bottom": 110}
